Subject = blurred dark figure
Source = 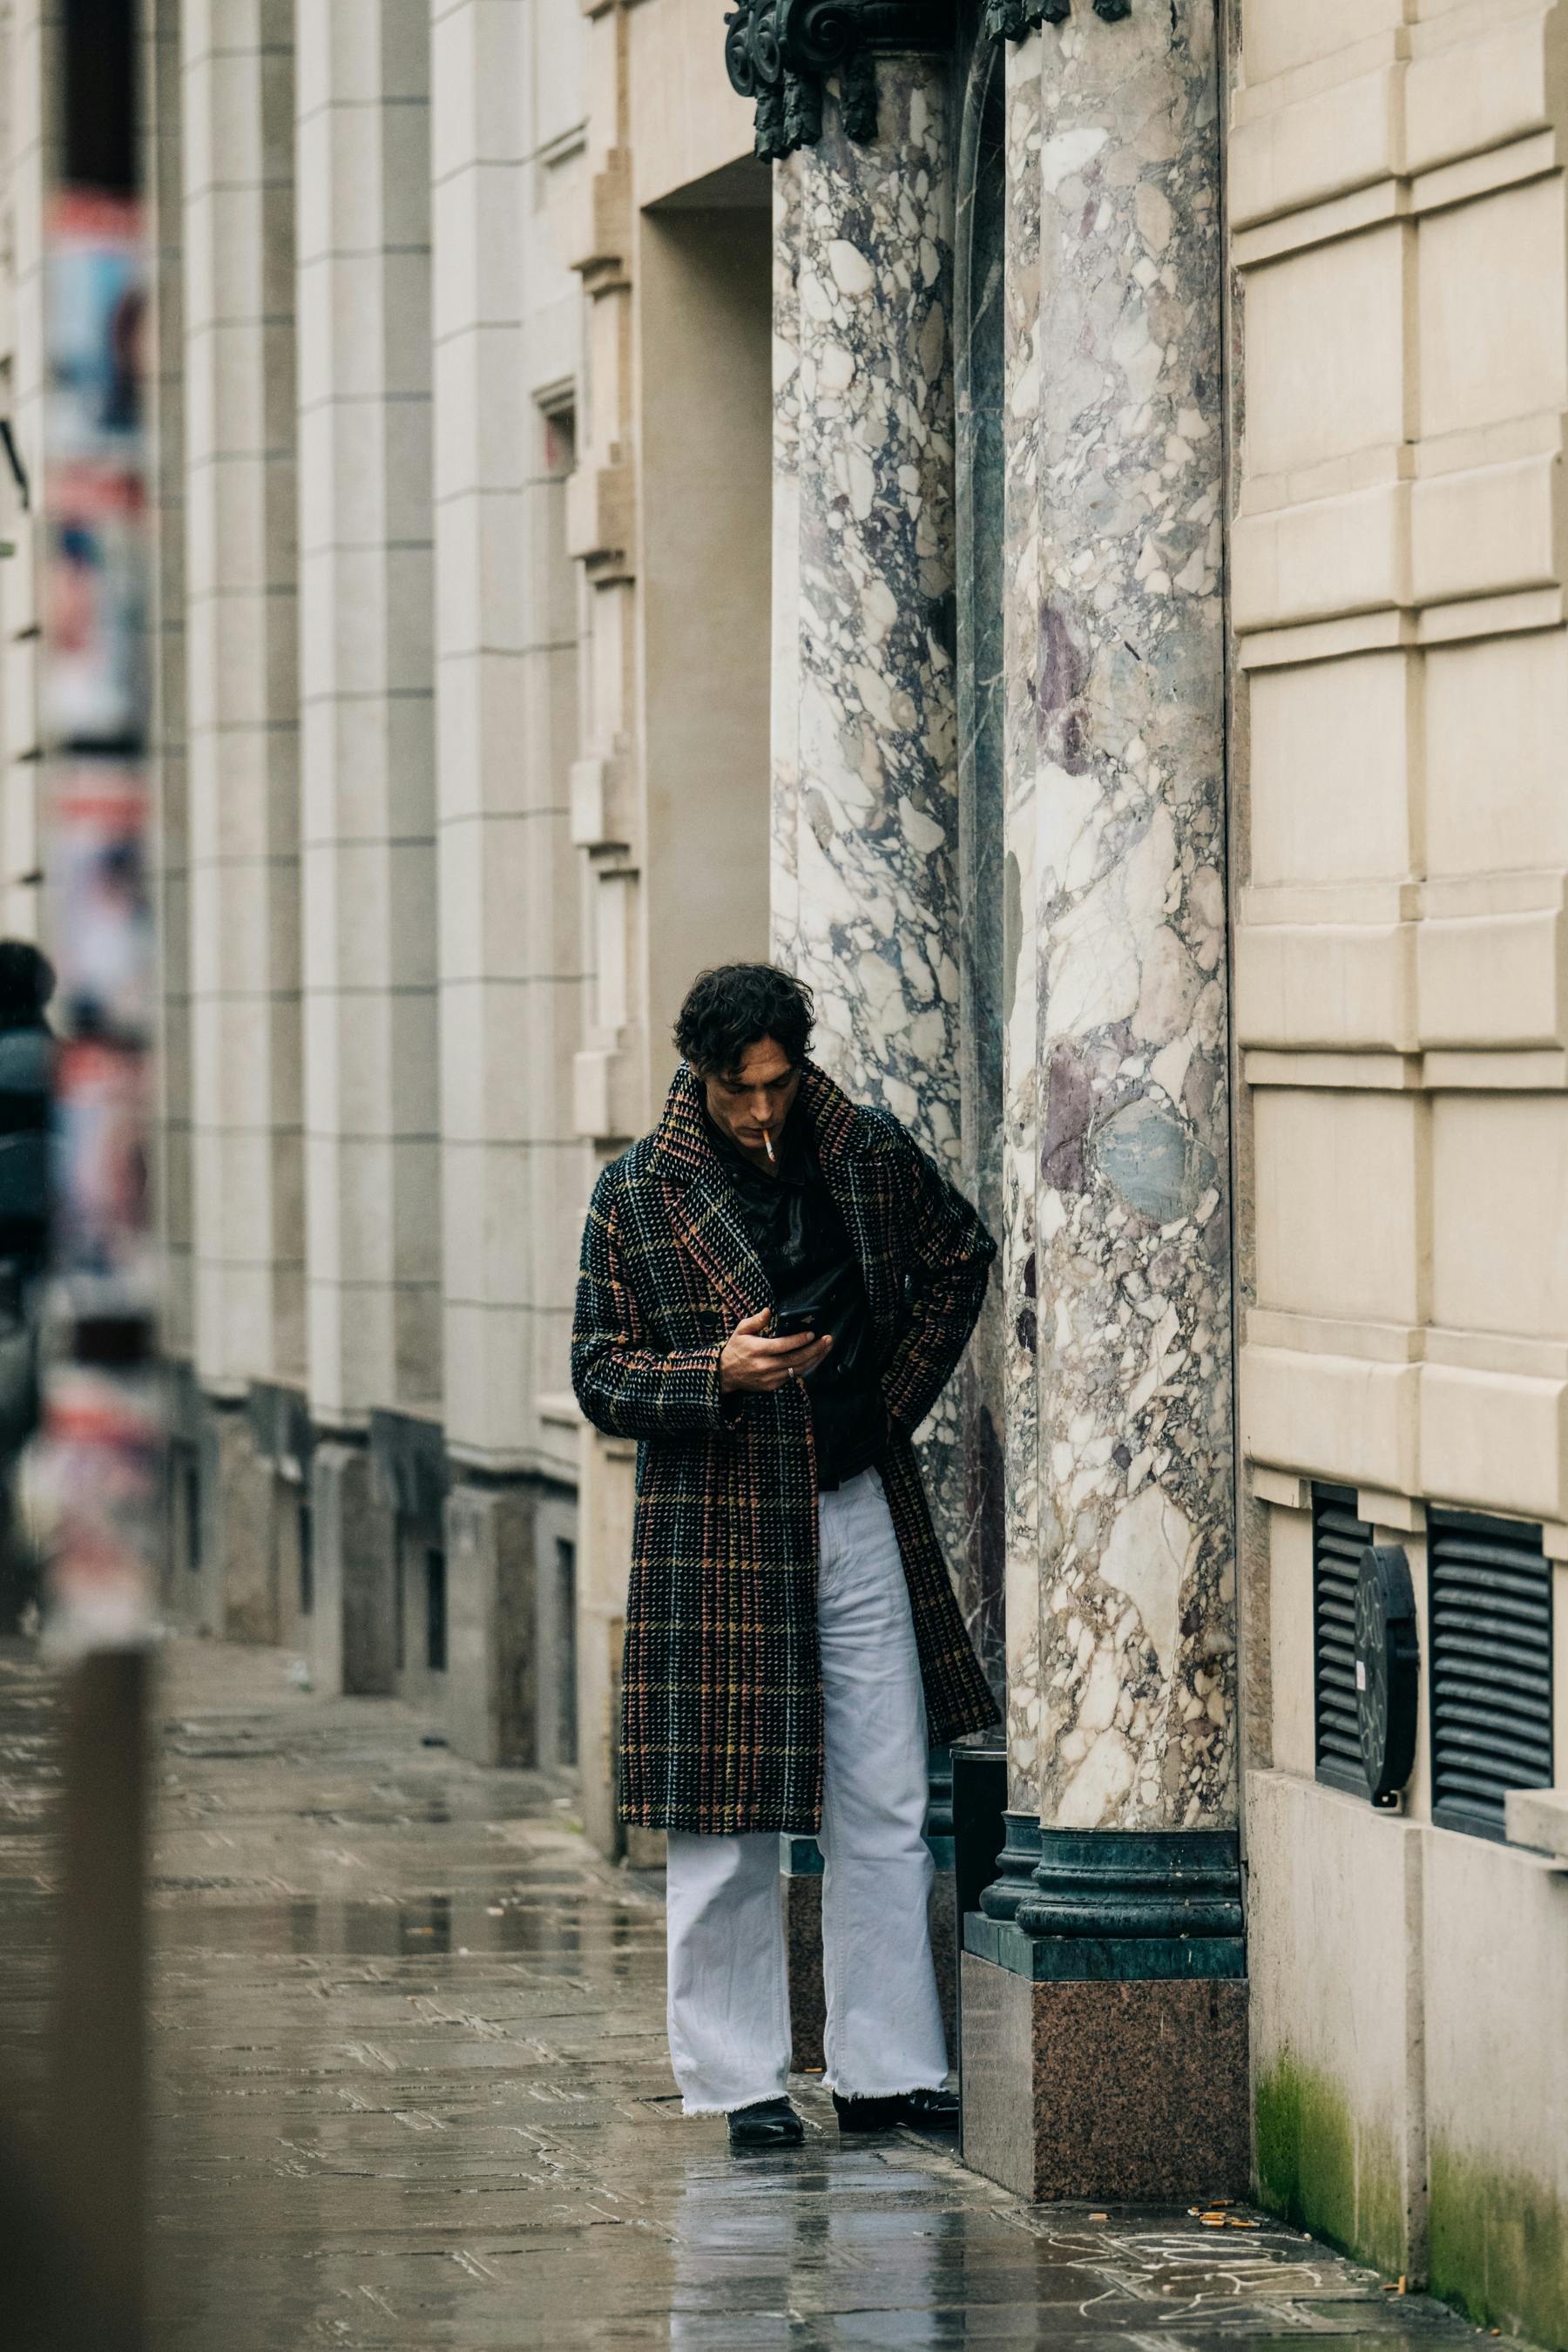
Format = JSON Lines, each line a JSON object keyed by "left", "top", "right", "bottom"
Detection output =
{"left": 0, "top": 940, "right": 54, "bottom": 1628}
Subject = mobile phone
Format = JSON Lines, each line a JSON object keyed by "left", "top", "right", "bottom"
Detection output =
{"left": 771, "top": 1309, "right": 819, "bottom": 1341}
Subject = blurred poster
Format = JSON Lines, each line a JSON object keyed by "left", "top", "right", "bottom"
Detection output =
{"left": 43, "top": 476, "right": 145, "bottom": 746}
{"left": 45, "top": 191, "right": 145, "bottom": 463}
{"left": 51, "top": 1038, "right": 153, "bottom": 1309}
{"left": 49, "top": 766, "right": 153, "bottom": 1040}
{"left": 40, "top": 184, "right": 159, "bottom": 1654}
{"left": 41, "top": 1365, "right": 163, "bottom": 1652}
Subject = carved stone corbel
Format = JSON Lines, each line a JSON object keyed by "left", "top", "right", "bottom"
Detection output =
{"left": 984, "top": 0, "right": 1129, "bottom": 37}
{"left": 725, "top": 0, "right": 952, "bottom": 165}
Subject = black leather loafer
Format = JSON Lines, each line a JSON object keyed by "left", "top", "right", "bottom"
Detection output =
{"left": 901, "top": 2085, "right": 961, "bottom": 2130}
{"left": 727, "top": 2096, "right": 805, "bottom": 2150}
{"left": 833, "top": 2085, "right": 961, "bottom": 2133}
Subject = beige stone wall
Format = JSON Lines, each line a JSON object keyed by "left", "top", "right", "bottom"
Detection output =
{"left": 564, "top": 0, "right": 771, "bottom": 1855}
{"left": 296, "top": 0, "right": 440, "bottom": 1427}
{"left": 1235, "top": 0, "right": 1568, "bottom": 1531}
{"left": 1233, "top": 2, "right": 1568, "bottom": 2322}
{"left": 433, "top": 0, "right": 591, "bottom": 1480}
{"left": 183, "top": 0, "right": 304, "bottom": 1392}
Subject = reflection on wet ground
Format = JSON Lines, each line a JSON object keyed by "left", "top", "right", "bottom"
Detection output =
{"left": 0, "top": 1639, "right": 1515, "bottom": 2349}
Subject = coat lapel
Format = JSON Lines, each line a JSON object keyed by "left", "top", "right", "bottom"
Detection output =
{"left": 649, "top": 1060, "right": 772, "bottom": 1322}
{"left": 667, "top": 1169, "right": 773, "bottom": 1323}
{"left": 802, "top": 1066, "right": 904, "bottom": 1350}
{"left": 649, "top": 1058, "right": 901, "bottom": 1335}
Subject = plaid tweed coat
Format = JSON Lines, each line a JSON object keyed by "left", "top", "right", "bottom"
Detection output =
{"left": 571, "top": 1059, "right": 1000, "bottom": 1835}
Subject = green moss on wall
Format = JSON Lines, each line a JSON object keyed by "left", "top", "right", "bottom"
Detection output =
{"left": 1429, "top": 2142, "right": 1568, "bottom": 2352}
{"left": 1254, "top": 2052, "right": 1407, "bottom": 2279}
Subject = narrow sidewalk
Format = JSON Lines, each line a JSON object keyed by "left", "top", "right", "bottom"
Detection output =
{"left": 0, "top": 1637, "right": 1519, "bottom": 2349}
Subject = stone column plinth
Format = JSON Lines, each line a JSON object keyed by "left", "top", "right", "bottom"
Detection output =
{"left": 309, "top": 1442, "right": 395, "bottom": 1695}
{"left": 445, "top": 1483, "right": 536, "bottom": 1768}
{"left": 961, "top": 3, "right": 1243, "bottom": 2202}
{"left": 772, "top": 54, "right": 968, "bottom": 1564}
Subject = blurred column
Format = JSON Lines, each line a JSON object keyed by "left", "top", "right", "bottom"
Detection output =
{"left": 296, "top": 0, "right": 436, "bottom": 1429}
{"left": 0, "top": 2, "right": 54, "bottom": 941}
{"left": 40, "top": 0, "right": 162, "bottom": 2341}
{"left": 145, "top": 0, "right": 192, "bottom": 1389}
{"left": 430, "top": 0, "right": 579, "bottom": 1762}
{"left": 430, "top": 0, "right": 527, "bottom": 1456}
{"left": 182, "top": 0, "right": 302, "bottom": 1398}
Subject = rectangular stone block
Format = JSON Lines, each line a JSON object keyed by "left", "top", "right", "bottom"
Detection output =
{"left": 960, "top": 1953, "right": 1249, "bottom": 2202}
{"left": 1254, "top": 1088, "right": 1427, "bottom": 1326}
{"left": 204, "top": 1402, "right": 279, "bottom": 1644}
{"left": 1418, "top": 1362, "right": 1568, "bottom": 1525}
{"left": 310, "top": 1442, "right": 395, "bottom": 1695}
{"left": 1247, "top": 1771, "right": 1423, "bottom": 2277}
{"left": 1237, "top": 920, "right": 1415, "bottom": 1052}
{"left": 1244, "top": 224, "right": 1409, "bottom": 478}
{"left": 1230, "top": 65, "right": 1401, "bottom": 233}
{"left": 1423, "top": 1827, "right": 1568, "bottom": 2348}
{"left": 1242, "top": 1342, "right": 1421, "bottom": 1497}
{"left": 445, "top": 1481, "right": 536, "bottom": 1767}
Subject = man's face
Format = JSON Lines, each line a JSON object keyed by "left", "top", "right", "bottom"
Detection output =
{"left": 700, "top": 1036, "right": 801, "bottom": 1162}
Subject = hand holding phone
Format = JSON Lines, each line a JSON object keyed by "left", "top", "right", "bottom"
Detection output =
{"left": 720, "top": 1308, "right": 834, "bottom": 1394}
{"left": 771, "top": 1308, "right": 819, "bottom": 1341}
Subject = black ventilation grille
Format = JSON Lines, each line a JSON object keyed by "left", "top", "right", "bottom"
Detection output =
{"left": 1313, "top": 1484, "right": 1370, "bottom": 1796}
{"left": 1429, "top": 1510, "right": 1553, "bottom": 1842}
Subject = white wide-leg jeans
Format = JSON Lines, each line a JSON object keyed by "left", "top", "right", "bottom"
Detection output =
{"left": 664, "top": 1465, "right": 950, "bottom": 2114}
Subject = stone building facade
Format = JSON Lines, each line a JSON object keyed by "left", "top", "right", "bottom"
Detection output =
{"left": 0, "top": 2, "right": 1564, "bottom": 2342}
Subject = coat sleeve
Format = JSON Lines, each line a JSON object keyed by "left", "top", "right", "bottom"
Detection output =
{"left": 571, "top": 1162, "right": 740, "bottom": 1442}
{"left": 880, "top": 1134, "right": 997, "bottom": 1437}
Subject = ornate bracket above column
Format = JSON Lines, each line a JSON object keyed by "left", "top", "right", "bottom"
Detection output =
{"left": 983, "top": 0, "right": 1130, "bottom": 39}
{"left": 725, "top": 0, "right": 955, "bottom": 164}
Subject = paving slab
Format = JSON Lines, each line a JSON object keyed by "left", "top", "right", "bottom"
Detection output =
{"left": 0, "top": 1638, "right": 1524, "bottom": 2351}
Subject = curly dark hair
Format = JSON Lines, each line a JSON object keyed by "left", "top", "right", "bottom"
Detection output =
{"left": 674, "top": 963, "right": 814, "bottom": 1077}
{"left": 0, "top": 940, "right": 53, "bottom": 1026}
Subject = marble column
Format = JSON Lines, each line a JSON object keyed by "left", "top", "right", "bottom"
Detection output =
{"left": 772, "top": 55, "right": 967, "bottom": 1565}
{"left": 960, "top": 2, "right": 1244, "bottom": 2205}
{"left": 955, "top": 32, "right": 1007, "bottom": 1694}
{"left": 999, "top": 36, "right": 1044, "bottom": 1818}
{"left": 1024, "top": 0, "right": 1233, "bottom": 1847}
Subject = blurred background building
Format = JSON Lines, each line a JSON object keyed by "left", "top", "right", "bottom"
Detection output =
{"left": 0, "top": 3, "right": 1564, "bottom": 2342}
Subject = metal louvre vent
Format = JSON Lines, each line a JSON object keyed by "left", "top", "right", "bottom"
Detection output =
{"left": 1313, "top": 1484, "right": 1370, "bottom": 1796}
{"left": 1429, "top": 1510, "right": 1554, "bottom": 1842}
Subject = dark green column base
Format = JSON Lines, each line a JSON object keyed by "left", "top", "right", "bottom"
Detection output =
{"left": 964, "top": 1909, "right": 1246, "bottom": 1980}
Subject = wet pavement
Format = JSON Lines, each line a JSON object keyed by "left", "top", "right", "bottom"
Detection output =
{"left": 0, "top": 1636, "right": 1521, "bottom": 2349}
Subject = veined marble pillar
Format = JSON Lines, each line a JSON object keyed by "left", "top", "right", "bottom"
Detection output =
{"left": 295, "top": 0, "right": 438, "bottom": 1425}
{"left": 183, "top": 0, "right": 303, "bottom": 1392}
{"left": 999, "top": 37, "right": 1043, "bottom": 1821}
{"left": 772, "top": 54, "right": 967, "bottom": 1564}
{"left": 961, "top": 2, "right": 1244, "bottom": 2205}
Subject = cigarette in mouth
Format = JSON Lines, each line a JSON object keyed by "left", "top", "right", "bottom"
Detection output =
{"left": 763, "top": 1128, "right": 775, "bottom": 1163}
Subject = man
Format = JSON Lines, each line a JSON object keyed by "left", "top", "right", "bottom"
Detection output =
{"left": 571, "top": 963, "right": 998, "bottom": 2150}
